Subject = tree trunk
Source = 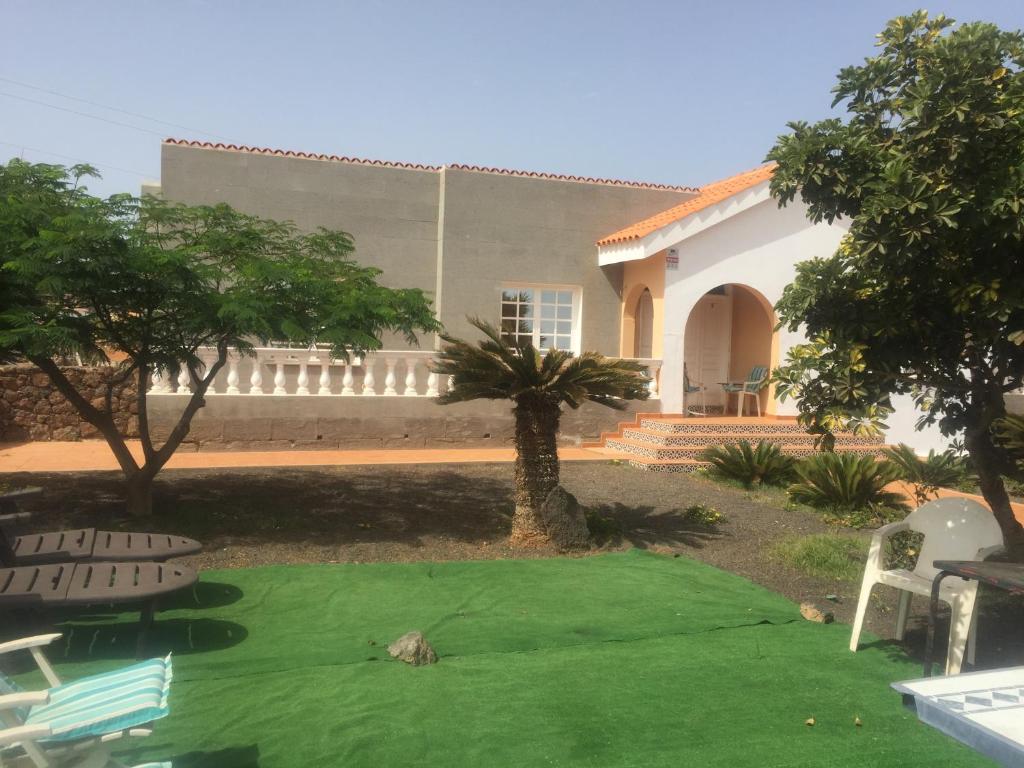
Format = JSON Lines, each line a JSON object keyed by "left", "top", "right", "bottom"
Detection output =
{"left": 125, "top": 470, "right": 156, "bottom": 518}
{"left": 510, "top": 398, "right": 561, "bottom": 547}
{"left": 964, "top": 426, "right": 1024, "bottom": 554}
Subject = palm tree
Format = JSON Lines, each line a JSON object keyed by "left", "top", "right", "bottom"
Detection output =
{"left": 433, "top": 318, "right": 650, "bottom": 547}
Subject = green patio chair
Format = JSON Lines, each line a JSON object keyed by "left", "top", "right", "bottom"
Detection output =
{"left": 683, "top": 364, "right": 707, "bottom": 417}
{"left": 721, "top": 366, "right": 769, "bottom": 417}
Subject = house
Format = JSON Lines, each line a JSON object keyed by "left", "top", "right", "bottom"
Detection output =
{"left": 144, "top": 139, "right": 951, "bottom": 455}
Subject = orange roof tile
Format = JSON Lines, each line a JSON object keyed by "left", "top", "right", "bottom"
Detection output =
{"left": 596, "top": 164, "right": 776, "bottom": 246}
{"left": 163, "top": 139, "right": 698, "bottom": 193}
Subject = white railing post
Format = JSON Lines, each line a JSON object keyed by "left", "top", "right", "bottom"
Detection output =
{"left": 404, "top": 357, "right": 419, "bottom": 396}
{"left": 250, "top": 359, "right": 264, "bottom": 395}
{"left": 383, "top": 357, "right": 398, "bottom": 396}
{"left": 273, "top": 363, "right": 287, "bottom": 395}
{"left": 226, "top": 354, "right": 241, "bottom": 395}
{"left": 296, "top": 359, "right": 310, "bottom": 396}
{"left": 176, "top": 367, "right": 191, "bottom": 395}
{"left": 426, "top": 370, "right": 439, "bottom": 398}
{"left": 149, "top": 368, "right": 167, "bottom": 394}
{"left": 362, "top": 356, "right": 377, "bottom": 395}
{"left": 199, "top": 350, "right": 218, "bottom": 394}
{"left": 341, "top": 359, "right": 355, "bottom": 395}
{"left": 318, "top": 356, "right": 333, "bottom": 395}
{"left": 647, "top": 361, "right": 661, "bottom": 399}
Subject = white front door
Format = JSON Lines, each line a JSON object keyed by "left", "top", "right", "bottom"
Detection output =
{"left": 683, "top": 292, "right": 732, "bottom": 408}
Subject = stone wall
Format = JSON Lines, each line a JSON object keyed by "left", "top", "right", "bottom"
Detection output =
{"left": 0, "top": 364, "right": 138, "bottom": 442}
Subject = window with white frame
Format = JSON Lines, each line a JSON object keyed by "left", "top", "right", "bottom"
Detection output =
{"left": 500, "top": 286, "right": 580, "bottom": 352}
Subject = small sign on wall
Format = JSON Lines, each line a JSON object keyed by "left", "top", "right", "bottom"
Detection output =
{"left": 666, "top": 248, "right": 679, "bottom": 270}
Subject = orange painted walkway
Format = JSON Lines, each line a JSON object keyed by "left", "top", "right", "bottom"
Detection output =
{"left": 0, "top": 440, "right": 608, "bottom": 473}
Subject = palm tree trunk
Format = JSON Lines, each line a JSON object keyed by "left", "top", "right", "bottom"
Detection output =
{"left": 510, "top": 397, "right": 561, "bottom": 547}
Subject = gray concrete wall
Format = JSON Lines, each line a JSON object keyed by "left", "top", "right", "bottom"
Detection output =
{"left": 437, "top": 168, "right": 693, "bottom": 354}
{"left": 147, "top": 395, "right": 643, "bottom": 452}
{"left": 159, "top": 143, "right": 441, "bottom": 349}
{"left": 157, "top": 143, "right": 696, "bottom": 355}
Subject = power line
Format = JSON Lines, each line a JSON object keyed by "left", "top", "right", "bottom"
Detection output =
{"left": 0, "top": 91, "right": 172, "bottom": 137}
{"left": 0, "top": 75, "right": 226, "bottom": 140}
{"left": 0, "top": 140, "right": 156, "bottom": 178}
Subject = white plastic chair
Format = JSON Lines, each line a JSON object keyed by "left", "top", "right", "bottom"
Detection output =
{"left": 849, "top": 497, "right": 1004, "bottom": 675}
{"left": 0, "top": 634, "right": 171, "bottom": 768}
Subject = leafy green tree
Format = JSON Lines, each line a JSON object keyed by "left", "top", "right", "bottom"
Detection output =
{"left": 767, "top": 12, "right": 1024, "bottom": 545}
{"left": 0, "top": 159, "right": 438, "bottom": 515}
{"left": 433, "top": 319, "right": 649, "bottom": 547}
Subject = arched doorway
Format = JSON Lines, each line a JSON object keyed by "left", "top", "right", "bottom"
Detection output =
{"left": 633, "top": 288, "right": 654, "bottom": 358}
{"left": 683, "top": 284, "right": 776, "bottom": 415}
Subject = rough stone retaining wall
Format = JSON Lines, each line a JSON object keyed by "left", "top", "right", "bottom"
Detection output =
{"left": 0, "top": 364, "right": 138, "bottom": 442}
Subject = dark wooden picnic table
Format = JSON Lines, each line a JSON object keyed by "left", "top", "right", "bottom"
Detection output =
{"left": 924, "top": 560, "right": 1024, "bottom": 676}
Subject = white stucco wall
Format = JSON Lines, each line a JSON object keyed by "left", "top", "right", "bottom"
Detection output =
{"left": 659, "top": 197, "right": 847, "bottom": 415}
{"left": 650, "top": 198, "right": 963, "bottom": 454}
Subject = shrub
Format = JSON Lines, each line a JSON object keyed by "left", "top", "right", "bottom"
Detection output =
{"left": 788, "top": 452, "right": 909, "bottom": 516}
{"left": 682, "top": 504, "right": 724, "bottom": 526}
{"left": 770, "top": 534, "right": 868, "bottom": 581}
{"left": 700, "top": 440, "right": 797, "bottom": 488}
{"left": 584, "top": 508, "right": 622, "bottom": 545}
{"left": 882, "top": 443, "right": 968, "bottom": 506}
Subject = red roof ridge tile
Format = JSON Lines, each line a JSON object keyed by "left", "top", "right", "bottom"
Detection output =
{"left": 445, "top": 162, "right": 697, "bottom": 192}
{"left": 162, "top": 139, "right": 698, "bottom": 192}
{"left": 596, "top": 163, "right": 776, "bottom": 246}
{"left": 163, "top": 138, "right": 442, "bottom": 171}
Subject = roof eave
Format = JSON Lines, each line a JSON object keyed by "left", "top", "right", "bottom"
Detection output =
{"left": 596, "top": 180, "right": 773, "bottom": 265}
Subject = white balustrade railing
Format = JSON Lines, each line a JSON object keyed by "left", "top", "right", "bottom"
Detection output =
{"left": 147, "top": 346, "right": 662, "bottom": 399}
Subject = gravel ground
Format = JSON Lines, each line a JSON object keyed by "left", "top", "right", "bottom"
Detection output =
{"left": 2, "top": 460, "right": 1021, "bottom": 667}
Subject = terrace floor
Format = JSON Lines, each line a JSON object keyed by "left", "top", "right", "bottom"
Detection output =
{"left": 8, "top": 552, "right": 998, "bottom": 767}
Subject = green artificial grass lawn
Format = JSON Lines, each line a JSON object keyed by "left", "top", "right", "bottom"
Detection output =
{"left": 14, "top": 550, "right": 994, "bottom": 767}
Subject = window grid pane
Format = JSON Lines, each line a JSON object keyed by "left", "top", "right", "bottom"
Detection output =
{"left": 501, "top": 286, "right": 576, "bottom": 351}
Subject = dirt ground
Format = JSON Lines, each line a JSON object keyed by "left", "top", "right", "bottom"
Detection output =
{"left": 2, "top": 460, "right": 1021, "bottom": 668}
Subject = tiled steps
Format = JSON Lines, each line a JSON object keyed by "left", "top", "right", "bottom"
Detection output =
{"left": 587, "top": 413, "right": 887, "bottom": 473}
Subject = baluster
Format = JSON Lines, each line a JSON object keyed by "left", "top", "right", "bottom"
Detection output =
{"left": 273, "top": 363, "right": 287, "bottom": 395}
{"left": 383, "top": 357, "right": 398, "bottom": 396}
{"left": 199, "top": 350, "right": 218, "bottom": 394}
{"left": 176, "top": 367, "right": 191, "bottom": 395}
{"left": 341, "top": 360, "right": 355, "bottom": 395}
{"left": 149, "top": 368, "right": 166, "bottom": 394}
{"left": 250, "top": 361, "right": 264, "bottom": 395}
{"left": 226, "top": 355, "right": 241, "bottom": 395}
{"left": 362, "top": 356, "right": 376, "bottom": 395}
{"left": 297, "top": 360, "right": 310, "bottom": 395}
{"left": 318, "top": 358, "right": 333, "bottom": 395}
{"left": 648, "top": 363, "right": 660, "bottom": 399}
{"left": 404, "top": 357, "right": 419, "bottom": 396}
{"left": 425, "top": 370, "right": 439, "bottom": 398}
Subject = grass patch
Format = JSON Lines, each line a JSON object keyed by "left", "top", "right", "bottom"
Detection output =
{"left": 771, "top": 533, "right": 869, "bottom": 582}
{"left": 6, "top": 551, "right": 991, "bottom": 768}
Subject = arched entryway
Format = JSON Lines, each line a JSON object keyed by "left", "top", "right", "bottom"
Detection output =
{"left": 683, "top": 284, "right": 777, "bottom": 415}
{"left": 633, "top": 288, "right": 654, "bottom": 358}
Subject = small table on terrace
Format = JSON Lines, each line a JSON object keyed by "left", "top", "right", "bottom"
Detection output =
{"left": 924, "top": 560, "right": 1024, "bottom": 677}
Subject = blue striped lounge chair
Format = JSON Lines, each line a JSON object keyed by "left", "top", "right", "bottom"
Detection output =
{"left": 683, "top": 363, "right": 707, "bottom": 417}
{"left": 0, "top": 633, "right": 172, "bottom": 768}
{"left": 721, "top": 366, "right": 769, "bottom": 417}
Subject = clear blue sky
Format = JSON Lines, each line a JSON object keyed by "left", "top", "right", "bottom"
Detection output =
{"left": 2, "top": 1, "right": 1023, "bottom": 198}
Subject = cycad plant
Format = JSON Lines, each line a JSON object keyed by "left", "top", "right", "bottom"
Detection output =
{"left": 433, "top": 318, "right": 650, "bottom": 546}
{"left": 788, "top": 452, "right": 909, "bottom": 516}
{"left": 882, "top": 443, "right": 968, "bottom": 506}
{"left": 700, "top": 440, "right": 796, "bottom": 488}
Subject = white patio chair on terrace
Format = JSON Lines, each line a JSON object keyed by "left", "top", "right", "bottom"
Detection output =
{"left": 849, "top": 497, "right": 1004, "bottom": 675}
{"left": 683, "top": 364, "right": 707, "bottom": 417}
{"left": 720, "top": 366, "right": 768, "bottom": 417}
